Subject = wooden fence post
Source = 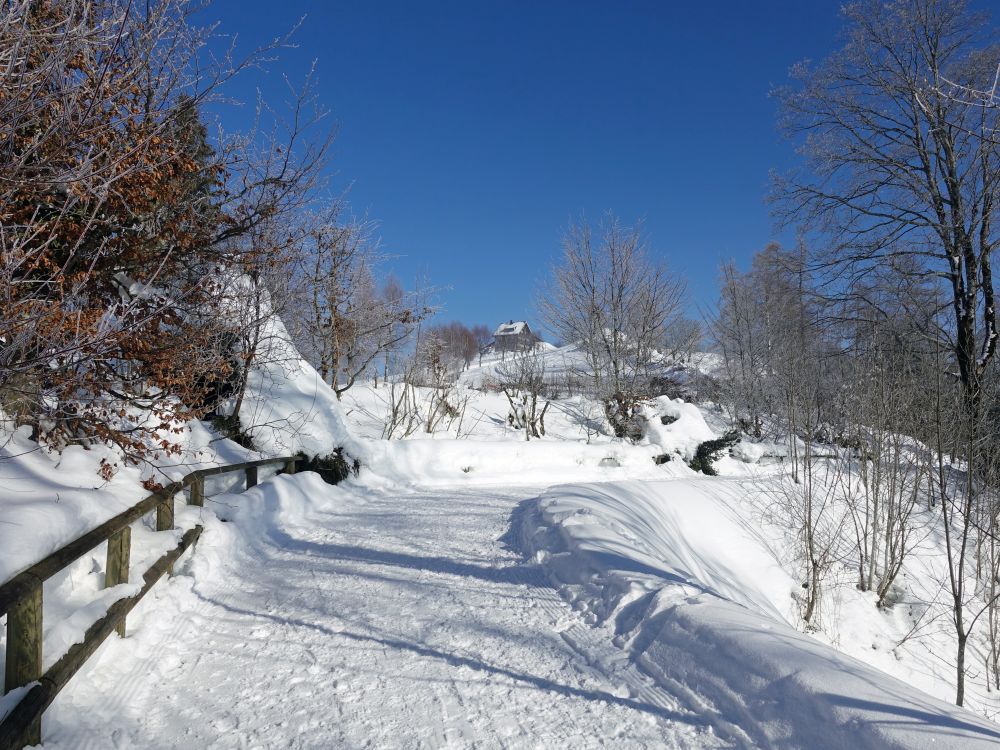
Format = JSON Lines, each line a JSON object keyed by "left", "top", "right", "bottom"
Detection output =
{"left": 188, "top": 476, "right": 204, "bottom": 507}
{"left": 156, "top": 494, "right": 174, "bottom": 531}
{"left": 104, "top": 528, "right": 131, "bottom": 637}
{"left": 4, "top": 581, "right": 43, "bottom": 745}
{"left": 284, "top": 458, "right": 296, "bottom": 475}
{"left": 246, "top": 466, "right": 258, "bottom": 489}
{"left": 157, "top": 493, "right": 175, "bottom": 576}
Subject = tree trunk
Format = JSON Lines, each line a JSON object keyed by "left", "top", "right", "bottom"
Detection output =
{"left": 957, "top": 631, "right": 968, "bottom": 707}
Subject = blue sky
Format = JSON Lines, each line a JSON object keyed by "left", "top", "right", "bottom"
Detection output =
{"left": 205, "top": 1, "right": 848, "bottom": 329}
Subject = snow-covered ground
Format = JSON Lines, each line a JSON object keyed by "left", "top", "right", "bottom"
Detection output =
{"left": 5, "top": 337, "right": 1000, "bottom": 747}
{"left": 38, "top": 475, "right": 725, "bottom": 749}
{"left": 31, "top": 469, "right": 1000, "bottom": 749}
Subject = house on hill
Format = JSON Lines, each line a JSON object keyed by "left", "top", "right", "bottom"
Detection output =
{"left": 493, "top": 320, "right": 539, "bottom": 354}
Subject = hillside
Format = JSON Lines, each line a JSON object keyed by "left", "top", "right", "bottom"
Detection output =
{"left": 4, "top": 329, "right": 1000, "bottom": 747}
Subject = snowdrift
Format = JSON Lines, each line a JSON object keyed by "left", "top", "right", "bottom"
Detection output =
{"left": 229, "top": 316, "right": 364, "bottom": 462}
{"left": 522, "top": 479, "right": 1000, "bottom": 749}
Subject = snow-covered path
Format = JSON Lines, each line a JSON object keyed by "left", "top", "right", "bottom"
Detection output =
{"left": 42, "top": 478, "right": 723, "bottom": 749}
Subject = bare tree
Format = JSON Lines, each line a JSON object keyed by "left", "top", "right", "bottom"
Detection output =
{"left": 291, "top": 213, "right": 429, "bottom": 399}
{"left": 839, "top": 331, "right": 929, "bottom": 607}
{"left": 930, "top": 61, "right": 1000, "bottom": 144}
{"left": 916, "top": 334, "right": 1000, "bottom": 707}
{"left": 980, "top": 436, "right": 1000, "bottom": 693}
{"left": 412, "top": 331, "right": 466, "bottom": 434}
{"left": 495, "top": 351, "right": 550, "bottom": 440}
{"left": 711, "top": 243, "right": 838, "bottom": 442}
{"left": 774, "top": 0, "right": 1000, "bottom": 414}
{"left": 426, "top": 321, "right": 480, "bottom": 372}
{"left": 472, "top": 324, "right": 492, "bottom": 366}
{"left": 822, "top": 263, "right": 943, "bottom": 606}
{"left": 930, "top": 350, "right": 981, "bottom": 707}
{"left": 711, "top": 260, "right": 772, "bottom": 437}
{"left": 771, "top": 1, "right": 1000, "bottom": 706}
{"left": 662, "top": 316, "right": 702, "bottom": 364}
{"left": 375, "top": 275, "right": 406, "bottom": 387}
{"left": 539, "top": 213, "right": 686, "bottom": 437}
{"left": 382, "top": 359, "right": 423, "bottom": 440}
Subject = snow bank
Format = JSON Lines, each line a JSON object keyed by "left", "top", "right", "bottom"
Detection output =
{"left": 0, "top": 308, "right": 359, "bottom": 586}
{"left": 0, "top": 419, "right": 253, "bottom": 586}
{"left": 182, "top": 471, "right": 350, "bottom": 583}
{"left": 522, "top": 479, "right": 1000, "bottom": 749}
{"left": 29, "top": 471, "right": 352, "bottom": 742}
{"left": 342, "top": 379, "right": 724, "bottom": 488}
{"left": 0, "top": 464, "right": 335, "bottom": 707}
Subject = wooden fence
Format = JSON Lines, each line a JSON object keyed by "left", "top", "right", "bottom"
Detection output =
{"left": 0, "top": 455, "right": 299, "bottom": 749}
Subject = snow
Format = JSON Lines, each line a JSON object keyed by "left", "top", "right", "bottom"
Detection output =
{"left": 225, "top": 315, "right": 365, "bottom": 461}
{"left": 5, "top": 334, "right": 1000, "bottom": 747}
{"left": 523, "top": 479, "right": 1000, "bottom": 748}
{"left": 0, "top": 310, "right": 357, "bottom": 589}
{"left": 0, "top": 419, "right": 250, "bottom": 586}
{"left": 494, "top": 321, "right": 529, "bottom": 336}
{"left": 643, "top": 397, "right": 717, "bottom": 461}
{"left": 0, "top": 420, "right": 248, "bottom": 696}
{"left": 456, "top": 341, "right": 590, "bottom": 389}
{"left": 37, "top": 475, "right": 725, "bottom": 749}
{"left": 360, "top": 432, "right": 679, "bottom": 488}
{"left": 0, "top": 310, "right": 358, "bottom": 690}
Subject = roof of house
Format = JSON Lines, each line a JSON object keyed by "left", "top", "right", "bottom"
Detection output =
{"left": 494, "top": 321, "right": 529, "bottom": 337}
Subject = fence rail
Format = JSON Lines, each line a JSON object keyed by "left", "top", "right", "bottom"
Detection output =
{"left": 0, "top": 455, "right": 298, "bottom": 749}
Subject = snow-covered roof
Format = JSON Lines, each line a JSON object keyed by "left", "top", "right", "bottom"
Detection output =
{"left": 494, "top": 321, "right": 529, "bottom": 337}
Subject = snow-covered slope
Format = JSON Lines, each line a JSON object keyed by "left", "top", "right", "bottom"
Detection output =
{"left": 228, "top": 315, "right": 364, "bottom": 461}
{"left": 522, "top": 479, "right": 1000, "bottom": 748}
